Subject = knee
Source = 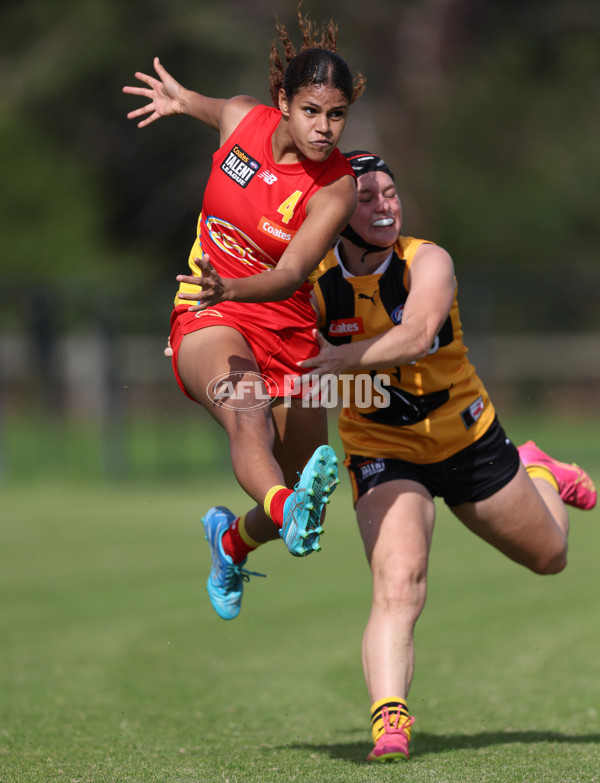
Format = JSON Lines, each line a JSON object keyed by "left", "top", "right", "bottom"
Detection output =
{"left": 373, "top": 561, "right": 427, "bottom": 618}
{"left": 529, "top": 545, "right": 568, "bottom": 576}
{"left": 226, "top": 407, "right": 274, "bottom": 441}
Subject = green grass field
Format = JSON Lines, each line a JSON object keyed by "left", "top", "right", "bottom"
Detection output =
{"left": 1, "top": 415, "right": 599, "bottom": 782}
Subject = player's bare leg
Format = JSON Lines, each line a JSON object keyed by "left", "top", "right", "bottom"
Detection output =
{"left": 177, "top": 326, "right": 285, "bottom": 504}
{"left": 451, "top": 463, "right": 569, "bottom": 574}
{"left": 178, "top": 327, "right": 338, "bottom": 614}
{"left": 242, "top": 398, "right": 330, "bottom": 543}
{"left": 357, "top": 480, "right": 435, "bottom": 761}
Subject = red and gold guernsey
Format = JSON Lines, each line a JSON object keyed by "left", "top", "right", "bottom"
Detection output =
{"left": 174, "top": 104, "right": 354, "bottom": 329}
{"left": 313, "top": 236, "right": 496, "bottom": 463}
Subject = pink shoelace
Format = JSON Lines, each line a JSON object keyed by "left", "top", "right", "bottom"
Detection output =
{"left": 381, "top": 705, "right": 415, "bottom": 736}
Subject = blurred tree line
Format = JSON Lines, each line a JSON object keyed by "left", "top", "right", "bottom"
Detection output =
{"left": 1, "top": 0, "right": 598, "bottom": 335}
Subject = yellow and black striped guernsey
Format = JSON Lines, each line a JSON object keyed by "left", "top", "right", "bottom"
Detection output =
{"left": 313, "top": 236, "right": 495, "bottom": 463}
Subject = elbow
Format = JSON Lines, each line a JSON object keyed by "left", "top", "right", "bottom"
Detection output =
{"left": 273, "top": 282, "right": 300, "bottom": 302}
{"left": 411, "top": 333, "right": 435, "bottom": 361}
{"left": 276, "top": 272, "right": 305, "bottom": 301}
{"left": 283, "top": 281, "right": 302, "bottom": 300}
{"left": 410, "top": 319, "right": 448, "bottom": 361}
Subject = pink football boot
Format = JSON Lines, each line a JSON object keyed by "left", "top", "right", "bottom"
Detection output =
{"left": 518, "top": 441, "right": 597, "bottom": 510}
{"left": 367, "top": 707, "right": 415, "bottom": 762}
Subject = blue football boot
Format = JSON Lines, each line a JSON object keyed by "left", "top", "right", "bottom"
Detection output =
{"left": 202, "top": 506, "right": 264, "bottom": 620}
{"left": 280, "top": 445, "right": 340, "bottom": 557}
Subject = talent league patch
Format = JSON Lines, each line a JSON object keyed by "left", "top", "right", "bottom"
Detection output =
{"left": 221, "top": 144, "right": 260, "bottom": 188}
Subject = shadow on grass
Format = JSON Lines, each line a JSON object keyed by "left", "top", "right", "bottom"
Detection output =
{"left": 283, "top": 730, "right": 600, "bottom": 765}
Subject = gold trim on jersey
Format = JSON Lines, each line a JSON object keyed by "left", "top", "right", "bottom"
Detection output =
{"left": 174, "top": 213, "right": 204, "bottom": 307}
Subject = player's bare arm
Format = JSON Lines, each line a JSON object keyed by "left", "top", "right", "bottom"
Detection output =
{"left": 300, "top": 244, "right": 456, "bottom": 375}
{"left": 176, "top": 176, "right": 356, "bottom": 309}
{"left": 273, "top": 174, "right": 357, "bottom": 283}
{"left": 123, "top": 57, "right": 248, "bottom": 132}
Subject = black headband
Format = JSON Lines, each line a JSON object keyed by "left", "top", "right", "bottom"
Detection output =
{"left": 341, "top": 150, "right": 396, "bottom": 259}
{"left": 344, "top": 150, "right": 395, "bottom": 181}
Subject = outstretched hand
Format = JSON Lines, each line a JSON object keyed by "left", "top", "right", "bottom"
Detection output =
{"left": 298, "top": 329, "right": 347, "bottom": 377}
{"left": 123, "top": 57, "right": 185, "bottom": 127}
{"left": 175, "top": 255, "right": 229, "bottom": 311}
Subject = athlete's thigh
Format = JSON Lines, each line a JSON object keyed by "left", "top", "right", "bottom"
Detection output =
{"left": 177, "top": 325, "right": 272, "bottom": 431}
{"left": 451, "top": 462, "right": 566, "bottom": 568}
{"left": 270, "top": 398, "right": 328, "bottom": 487}
{"left": 356, "top": 480, "right": 436, "bottom": 577}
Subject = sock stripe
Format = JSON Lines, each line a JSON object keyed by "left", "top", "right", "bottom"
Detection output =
{"left": 370, "top": 697, "right": 408, "bottom": 723}
{"left": 370, "top": 698, "right": 410, "bottom": 744}
{"left": 238, "top": 514, "right": 261, "bottom": 549}
{"left": 264, "top": 485, "right": 287, "bottom": 519}
{"left": 526, "top": 464, "right": 559, "bottom": 492}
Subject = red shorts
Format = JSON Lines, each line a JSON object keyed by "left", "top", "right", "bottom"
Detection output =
{"left": 169, "top": 307, "right": 319, "bottom": 402}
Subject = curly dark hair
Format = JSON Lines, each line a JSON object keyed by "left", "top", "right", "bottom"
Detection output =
{"left": 268, "top": 4, "right": 366, "bottom": 107}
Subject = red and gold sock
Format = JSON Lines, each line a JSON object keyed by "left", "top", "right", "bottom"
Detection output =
{"left": 264, "top": 485, "right": 293, "bottom": 528}
{"left": 221, "top": 514, "right": 261, "bottom": 563}
{"left": 525, "top": 464, "right": 559, "bottom": 492}
{"left": 370, "top": 697, "right": 411, "bottom": 744}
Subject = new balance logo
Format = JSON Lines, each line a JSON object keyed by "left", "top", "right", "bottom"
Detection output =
{"left": 259, "top": 170, "right": 278, "bottom": 185}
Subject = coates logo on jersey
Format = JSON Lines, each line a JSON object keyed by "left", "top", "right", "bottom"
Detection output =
{"left": 205, "top": 216, "right": 276, "bottom": 271}
{"left": 328, "top": 317, "right": 365, "bottom": 337}
{"left": 390, "top": 304, "right": 405, "bottom": 324}
{"left": 221, "top": 145, "right": 260, "bottom": 188}
{"left": 257, "top": 217, "right": 296, "bottom": 244}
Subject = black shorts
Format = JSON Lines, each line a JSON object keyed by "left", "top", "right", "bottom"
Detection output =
{"left": 346, "top": 417, "right": 520, "bottom": 507}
